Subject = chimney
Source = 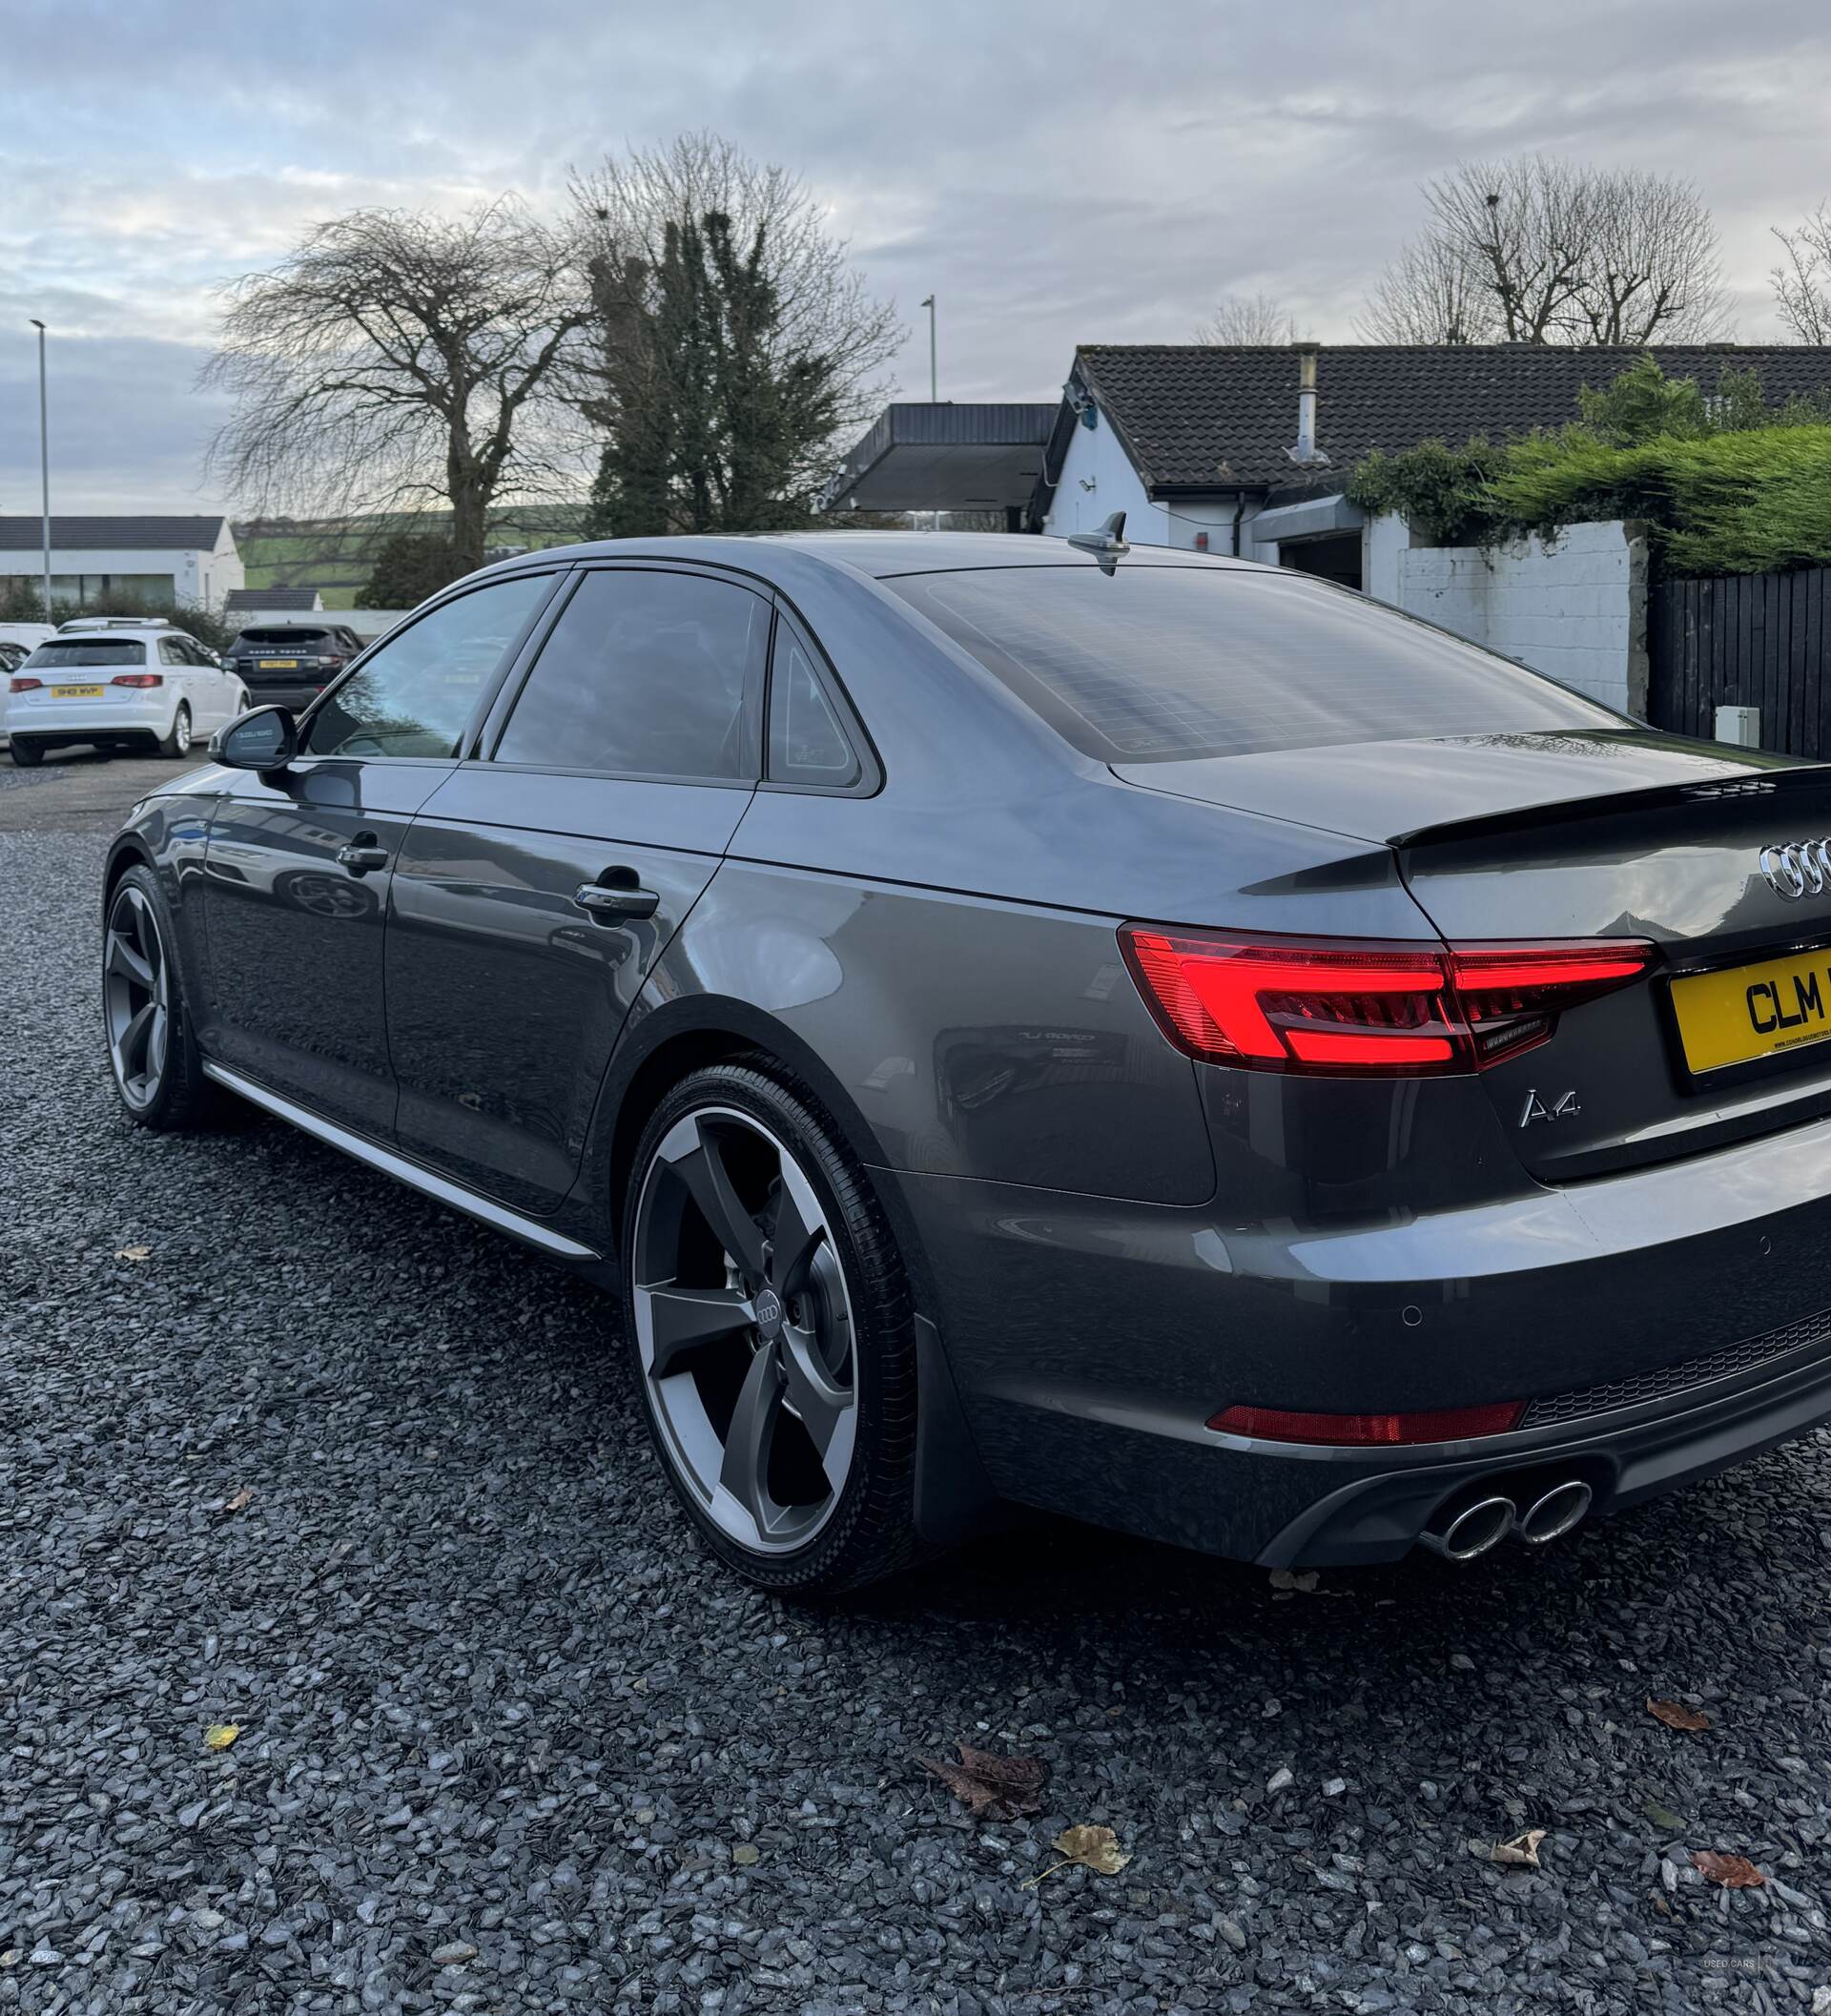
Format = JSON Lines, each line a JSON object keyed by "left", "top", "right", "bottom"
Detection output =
{"left": 1286, "top": 341, "right": 1329, "bottom": 467}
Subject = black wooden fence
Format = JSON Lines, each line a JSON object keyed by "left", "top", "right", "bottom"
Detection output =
{"left": 1648, "top": 568, "right": 1831, "bottom": 755}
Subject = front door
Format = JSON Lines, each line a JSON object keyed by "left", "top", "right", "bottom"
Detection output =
{"left": 198, "top": 571, "right": 559, "bottom": 1137}
{"left": 386, "top": 565, "right": 771, "bottom": 1215}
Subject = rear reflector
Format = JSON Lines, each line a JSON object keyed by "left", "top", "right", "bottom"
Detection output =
{"left": 1121, "top": 927, "right": 1656, "bottom": 1076}
{"left": 1208, "top": 1401, "right": 1525, "bottom": 1444}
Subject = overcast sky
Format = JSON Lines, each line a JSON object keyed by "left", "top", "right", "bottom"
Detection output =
{"left": 3, "top": 0, "right": 1829, "bottom": 512}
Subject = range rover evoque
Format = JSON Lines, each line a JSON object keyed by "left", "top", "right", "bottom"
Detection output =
{"left": 100, "top": 529, "right": 1831, "bottom": 1592}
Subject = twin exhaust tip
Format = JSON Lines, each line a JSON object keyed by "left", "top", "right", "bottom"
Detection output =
{"left": 1420, "top": 1479, "right": 1594, "bottom": 1561}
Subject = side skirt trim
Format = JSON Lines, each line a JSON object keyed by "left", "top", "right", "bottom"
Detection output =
{"left": 200, "top": 1059, "right": 602, "bottom": 1264}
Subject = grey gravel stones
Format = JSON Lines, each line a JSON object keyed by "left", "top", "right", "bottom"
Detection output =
{"left": 3, "top": 820, "right": 1830, "bottom": 2012}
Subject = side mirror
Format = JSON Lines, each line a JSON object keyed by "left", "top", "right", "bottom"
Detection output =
{"left": 211, "top": 704, "right": 298, "bottom": 772}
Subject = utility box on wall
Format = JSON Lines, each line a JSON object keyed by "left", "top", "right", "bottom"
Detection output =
{"left": 1714, "top": 705, "right": 1762, "bottom": 749}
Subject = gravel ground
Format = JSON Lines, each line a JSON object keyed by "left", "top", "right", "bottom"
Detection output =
{"left": 6, "top": 817, "right": 1831, "bottom": 2015}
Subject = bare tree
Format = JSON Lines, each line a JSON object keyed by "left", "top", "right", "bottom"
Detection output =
{"left": 569, "top": 133, "right": 901, "bottom": 535}
{"left": 1772, "top": 202, "right": 1831, "bottom": 343}
{"left": 203, "top": 200, "right": 591, "bottom": 573}
{"left": 1354, "top": 234, "right": 1499, "bottom": 343}
{"left": 1195, "top": 292, "right": 1298, "bottom": 344}
{"left": 1358, "top": 154, "right": 1728, "bottom": 346}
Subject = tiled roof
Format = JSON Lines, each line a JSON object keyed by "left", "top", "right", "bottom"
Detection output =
{"left": 223, "top": 587, "right": 319, "bottom": 611}
{"left": 0, "top": 514, "right": 229, "bottom": 552}
{"left": 1073, "top": 345, "right": 1831, "bottom": 490}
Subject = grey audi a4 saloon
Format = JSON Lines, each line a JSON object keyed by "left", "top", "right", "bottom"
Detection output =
{"left": 101, "top": 530, "right": 1831, "bottom": 1592}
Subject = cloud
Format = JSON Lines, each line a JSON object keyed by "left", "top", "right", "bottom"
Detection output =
{"left": 2, "top": 0, "right": 1828, "bottom": 505}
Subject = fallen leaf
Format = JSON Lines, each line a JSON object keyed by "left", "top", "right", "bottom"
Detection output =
{"left": 1023, "top": 1823, "right": 1133, "bottom": 1887}
{"left": 114, "top": 1245, "right": 152, "bottom": 1262}
{"left": 1647, "top": 1697, "right": 1711, "bottom": 1734}
{"left": 1641, "top": 1797, "right": 1686, "bottom": 1832}
{"left": 917, "top": 1742, "right": 1047, "bottom": 1820}
{"left": 203, "top": 1723, "right": 240, "bottom": 1752}
{"left": 221, "top": 1488, "right": 253, "bottom": 1513}
{"left": 1694, "top": 1851, "right": 1765, "bottom": 1889}
{"left": 1491, "top": 1829, "right": 1547, "bottom": 1869}
{"left": 730, "top": 1842, "right": 759, "bottom": 1867}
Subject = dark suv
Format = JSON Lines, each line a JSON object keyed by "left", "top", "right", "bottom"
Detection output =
{"left": 223, "top": 625, "right": 365, "bottom": 712}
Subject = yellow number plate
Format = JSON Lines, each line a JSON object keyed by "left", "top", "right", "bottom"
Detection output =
{"left": 257, "top": 658, "right": 297, "bottom": 669}
{"left": 1670, "top": 946, "right": 1831, "bottom": 1073}
{"left": 51, "top": 683, "right": 105, "bottom": 698}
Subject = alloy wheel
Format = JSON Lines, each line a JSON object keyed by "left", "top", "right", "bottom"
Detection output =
{"left": 103, "top": 883, "right": 171, "bottom": 1110}
{"left": 173, "top": 708, "right": 192, "bottom": 755}
{"left": 632, "top": 1105, "right": 857, "bottom": 1553}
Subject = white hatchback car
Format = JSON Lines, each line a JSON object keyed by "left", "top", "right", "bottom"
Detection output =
{"left": 7, "top": 621, "right": 249, "bottom": 767}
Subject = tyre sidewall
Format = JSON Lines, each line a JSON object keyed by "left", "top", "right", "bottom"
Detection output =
{"left": 621, "top": 1062, "right": 918, "bottom": 1595}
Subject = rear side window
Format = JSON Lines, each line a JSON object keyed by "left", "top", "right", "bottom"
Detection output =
{"left": 26, "top": 639, "right": 146, "bottom": 668}
{"left": 769, "top": 622, "right": 860, "bottom": 788}
{"left": 494, "top": 569, "right": 768, "bottom": 782}
{"left": 886, "top": 566, "right": 1619, "bottom": 763}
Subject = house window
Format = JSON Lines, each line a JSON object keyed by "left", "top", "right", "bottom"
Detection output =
{"left": 2, "top": 570, "right": 178, "bottom": 606}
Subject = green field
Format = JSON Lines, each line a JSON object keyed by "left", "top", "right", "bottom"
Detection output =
{"left": 236, "top": 505, "right": 586, "bottom": 607}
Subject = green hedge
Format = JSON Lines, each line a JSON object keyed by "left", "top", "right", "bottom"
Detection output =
{"left": 1344, "top": 358, "right": 1831, "bottom": 576}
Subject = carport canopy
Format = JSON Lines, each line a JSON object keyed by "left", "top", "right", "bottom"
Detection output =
{"left": 821, "top": 402, "right": 1056, "bottom": 514}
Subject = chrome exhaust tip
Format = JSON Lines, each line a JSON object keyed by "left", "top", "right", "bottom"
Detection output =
{"left": 1515, "top": 1479, "right": 1592, "bottom": 1546}
{"left": 1419, "top": 1494, "right": 1516, "bottom": 1563}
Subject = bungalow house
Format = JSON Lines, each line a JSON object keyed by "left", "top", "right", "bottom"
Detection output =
{"left": 827, "top": 343, "right": 1831, "bottom": 590}
{"left": 0, "top": 514, "right": 245, "bottom": 610}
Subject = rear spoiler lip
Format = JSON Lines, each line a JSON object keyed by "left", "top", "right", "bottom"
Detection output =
{"left": 1390, "top": 760, "right": 1831, "bottom": 852}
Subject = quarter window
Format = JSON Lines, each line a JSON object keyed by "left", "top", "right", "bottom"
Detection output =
{"left": 769, "top": 626, "right": 860, "bottom": 788}
{"left": 303, "top": 574, "right": 552, "bottom": 758}
{"left": 494, "top": 569, "right": 768, "bottom": 781}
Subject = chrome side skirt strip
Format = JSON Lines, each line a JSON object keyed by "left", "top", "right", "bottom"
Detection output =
{"left": 200, "top": 1059, "right": 602, "bottom": 1263}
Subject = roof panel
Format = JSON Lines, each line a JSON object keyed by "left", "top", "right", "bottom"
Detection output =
{"left": 0, "top": 514, "right": 229, "bottom": 552}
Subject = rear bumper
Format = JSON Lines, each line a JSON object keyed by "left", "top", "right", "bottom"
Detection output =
{"left": 236, "top": 682, "right": 326, "bottom": 713}
{"left": 884, "top": 1109, "right": 1831, "bottom": 1565}
{"left": 10, "top": 697, "right": 172, "bottom": 743}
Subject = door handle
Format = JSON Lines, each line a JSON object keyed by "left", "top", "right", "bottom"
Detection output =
{"left": 573, "top": 874, "right": 660, "bottom": 921}
{"left": 336, "top": 842, "right": 389, "bottom": 874}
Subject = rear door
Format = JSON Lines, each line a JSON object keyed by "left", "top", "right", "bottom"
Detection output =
{"left": 386, "top": 564, "right": 770, "bottom": 1215}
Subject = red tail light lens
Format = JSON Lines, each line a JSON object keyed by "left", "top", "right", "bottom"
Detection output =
{"left": 9, "top": 675, "right": 42, "bottom": 692}
{"left": 1121, "top": 927, "right": 1655, "bottom": 1076}
{"left": 1208, "top": 1401, "right": 1525, "bottom": 1444}
{"left": 110, "top": 672, "right": 164, "bottom": 689}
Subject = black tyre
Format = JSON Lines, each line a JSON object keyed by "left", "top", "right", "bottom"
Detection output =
{"left": 156, "top": 704, "right": 193, "bottom": 760}
{"left": 102, "top": 865, "right": 226, "bottom": 1130}
{"left": 9, "top": 737, "right": 43, "bottom": 768}
{"left": 622, "top": 1059, "right": 925, "bottom": 1594}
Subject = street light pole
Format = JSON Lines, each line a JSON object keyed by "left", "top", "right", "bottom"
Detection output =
{"left": 29, "top": 320, "right": 51, "bottom": 620}
{"left": 919, "top": 295, "right": 936, "bottom": 401}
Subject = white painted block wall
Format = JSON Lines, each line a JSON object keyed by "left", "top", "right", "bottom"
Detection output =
{"left": 1366, "top": 514, "right": 1649, "bottom": 717}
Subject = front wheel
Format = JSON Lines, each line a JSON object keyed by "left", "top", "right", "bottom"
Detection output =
{"left": 622, "top": 1061, "right": 925, "bottom": 1594}
{"left": 156, "top": 704, "right": 193, "bottom": 760}
{"left": 103, "top": 865, "right": 224, "bottom": 1129}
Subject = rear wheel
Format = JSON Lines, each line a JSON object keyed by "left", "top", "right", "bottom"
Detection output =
{"left": 156, "top": 704, "right": 193, "bottom": 760}
{"left": 623, "top": 1061, "right": 924, "bottom": 1594}
{"left": 9, "top": 737, "right": 43, "bottom": 768}
{"left": 103, "top": 866, "right": 223, "bottom": 1129}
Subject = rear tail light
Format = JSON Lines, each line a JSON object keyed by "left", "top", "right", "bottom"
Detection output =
{"left": 1208, "top": 1401, "right": 1524, "bottom": 1443}
{"left": 110, "top": 672, "right": 164, "bottom": 689}
{"left": 9, "top": 675, "right": 42, "bottom": 692}
{"left": 1121, "top": 927, "right": 1656, "bottom": 1076}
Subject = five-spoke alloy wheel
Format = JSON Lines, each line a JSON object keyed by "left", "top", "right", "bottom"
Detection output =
{"left": 101, "top": 864, "right": 219, "bottom": 1131}
{"left": 624, "top": 1063, "right": 922, "bottom": 1593}
{"left": 104, "top": 880, "right": 173, "bottom": 1112}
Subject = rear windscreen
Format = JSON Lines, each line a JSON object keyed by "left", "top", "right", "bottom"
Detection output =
{"left": 25, "top": 640, "right": 147, "bottom": 668}
{"left": 236, "top": 628, "right": 329, "bottom": 647}
{"left": 886, "top": 566, "right": 1619, "bottom": 762}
